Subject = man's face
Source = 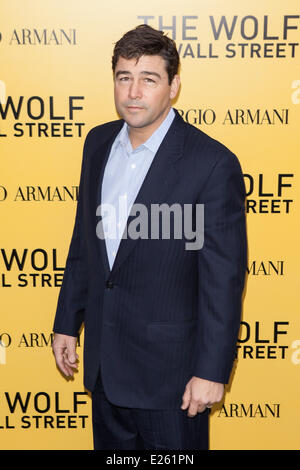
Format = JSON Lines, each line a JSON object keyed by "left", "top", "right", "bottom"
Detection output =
{"left": 113, "top": 54, "right": 180, "bottom": 133}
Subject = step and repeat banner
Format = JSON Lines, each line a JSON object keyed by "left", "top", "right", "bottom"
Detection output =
{"left": 0, "top": 0, "right": 299, "bottom": 450}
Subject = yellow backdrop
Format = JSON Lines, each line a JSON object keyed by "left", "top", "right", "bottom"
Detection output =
{"left": 1, "top": 0, "right": 299, "bottom": 450}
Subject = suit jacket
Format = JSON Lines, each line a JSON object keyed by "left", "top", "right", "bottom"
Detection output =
{"left": 53, "top": 108, "right": 247, "bottom": 410}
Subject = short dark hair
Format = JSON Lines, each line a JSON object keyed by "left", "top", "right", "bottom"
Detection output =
{"left": 112, "top": 24, "right": 180, "bottom": 85}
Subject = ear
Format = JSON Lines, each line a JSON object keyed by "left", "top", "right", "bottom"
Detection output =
{"left": 170, "top": 75, "right": 181, "bottom": 100}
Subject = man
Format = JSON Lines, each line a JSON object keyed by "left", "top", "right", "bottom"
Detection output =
{"left": 52, "top": 24, "right": 247, "bottom": 450}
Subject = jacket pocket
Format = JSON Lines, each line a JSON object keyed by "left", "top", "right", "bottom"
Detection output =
{"left": 147, "top": 319, "right": 197, "bottom": 343}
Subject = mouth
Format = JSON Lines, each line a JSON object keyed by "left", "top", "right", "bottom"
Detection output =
{"left": 127, "top": 106, "right": 143, "bottom": 111}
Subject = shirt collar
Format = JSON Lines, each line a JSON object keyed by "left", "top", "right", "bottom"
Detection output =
{"left": 114, "top": 107, "right": 175, "bottom": 157}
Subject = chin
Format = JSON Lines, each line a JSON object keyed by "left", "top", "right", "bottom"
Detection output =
{"left": 118, "top": 107, "right": 148, "bottom": 126}
{"left": 124, "top": 116, "right": 148, "bottom": 128}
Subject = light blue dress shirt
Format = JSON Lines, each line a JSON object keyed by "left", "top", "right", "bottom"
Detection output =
{"left": 101, "top": 107, "right": 175, "bottom": 269}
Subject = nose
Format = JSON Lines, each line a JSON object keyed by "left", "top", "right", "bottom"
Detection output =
{"left": 128, "top": 79, "right": 142, "bottom": 100}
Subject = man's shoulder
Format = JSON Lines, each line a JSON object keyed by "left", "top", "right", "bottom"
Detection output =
{"left": 175, "top": 112, "right": 243, "bottom": 178}
{"left": 89, "top": 118, "right": 123, "bottom": 135}
{"left": 179, "top": 120, "right": 244, "bottom": 195}
{"left": 83, "top": 118, "right": 123, "bottom": 153}
{"left": 183, "top": 118, "right": 234, "bottom": 159}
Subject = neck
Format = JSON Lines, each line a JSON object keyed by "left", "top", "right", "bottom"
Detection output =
{"left": 128, "top": 106, "right": 171, "bottom": 150}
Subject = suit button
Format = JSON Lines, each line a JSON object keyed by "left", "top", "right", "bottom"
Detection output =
{"left": 106, "top": 280, "right": 114, "bottom": 289}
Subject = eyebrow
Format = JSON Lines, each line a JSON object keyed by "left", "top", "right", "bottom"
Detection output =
{"left": 115, "top": 70, "right": 162, "bottom": 80}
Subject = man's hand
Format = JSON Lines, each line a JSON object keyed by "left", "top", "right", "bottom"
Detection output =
{"left": 181, "top": 376, "right": 224, "bottom": 417}
{"left": 52, "top": 333, "right": 78, "bottom": 378}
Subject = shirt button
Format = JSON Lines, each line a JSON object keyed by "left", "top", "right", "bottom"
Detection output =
{"left": 106, "top": 280, "right": 114, "bottom": 289}
{"left": 131, "top": 163, "right": 136, "bottom": 169}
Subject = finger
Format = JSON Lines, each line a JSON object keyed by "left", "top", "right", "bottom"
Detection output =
{"left": 62, "top": 355, "right": 79, "bottom": 374}
{"left": 66, "top": 345, "right": 77, "bottom": 364}
{"left": 63, "top": 357, "right": 77, "bottom": 377}
{"left": 197, "top": 403, "right": 208, "bottom": 413}
{"left": 52, "top": 338, "right": 77, "bottom": 377}
{"left": 187, "top": 400, "right": 199, "bottom": 418}
{"left": 63, "top": 352, "right": 78, "bottom": 368}
{"left": 181, "top": 386, "right": 191, "bottom": 410}
{"left": 53, "top": 346, "right": 66, "bottom": 371}
{"left": 64, "top": 359, "right": 78, "bottom": 371}
{"left": 54, "top": 348, "right": 75, "bottom": 377}
{"left": 56, "top": 354, "right": 73, "bottom": 377}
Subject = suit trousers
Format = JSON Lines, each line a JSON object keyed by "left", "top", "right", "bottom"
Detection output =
{"left": 91, "top": 371, "right": 210, "bottom": 450}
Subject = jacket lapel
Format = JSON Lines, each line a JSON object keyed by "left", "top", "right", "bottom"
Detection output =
{"left": 88, "top": 122, "right": 123, "bottom": 278}
{"left": 111, "top": 110, "right": 186, "bottom": 275}
{"left": 88, "top": 109, "right": 187, "bottom": 278}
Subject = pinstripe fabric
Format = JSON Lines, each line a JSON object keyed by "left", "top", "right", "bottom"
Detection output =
{"left": 101, "top": 107, "right": 175, "bottom": 269}
{"left": 53, "top": 109, "right": 247, "bottom": 411}
{"left": 92, "top": 372, "right": 209, "bottom": 450}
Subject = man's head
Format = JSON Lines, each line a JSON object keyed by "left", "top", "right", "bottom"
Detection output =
{"left": 112, "top": 25, "right": 181, "bottom": 136}
{"left": 112, "top": 24, "right": 180, "bottom": 85}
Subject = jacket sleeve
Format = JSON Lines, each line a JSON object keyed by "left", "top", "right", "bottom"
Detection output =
{"left": 192, "top": 150, "right": 248, "bottom": 384}
{"left": 52, "top": 132, "right": 91, "bottom": 337}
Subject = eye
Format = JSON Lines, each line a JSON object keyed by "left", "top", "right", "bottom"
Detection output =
{"left": 144, "top": 78, "right": 155, "bottom": 83}
{"left": 119, "top": 76, "right": 129, "bottom": 81}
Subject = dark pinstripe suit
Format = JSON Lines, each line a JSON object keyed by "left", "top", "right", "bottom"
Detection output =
{"left": 53, "top": 108, "right": 247, "bottom": 448}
